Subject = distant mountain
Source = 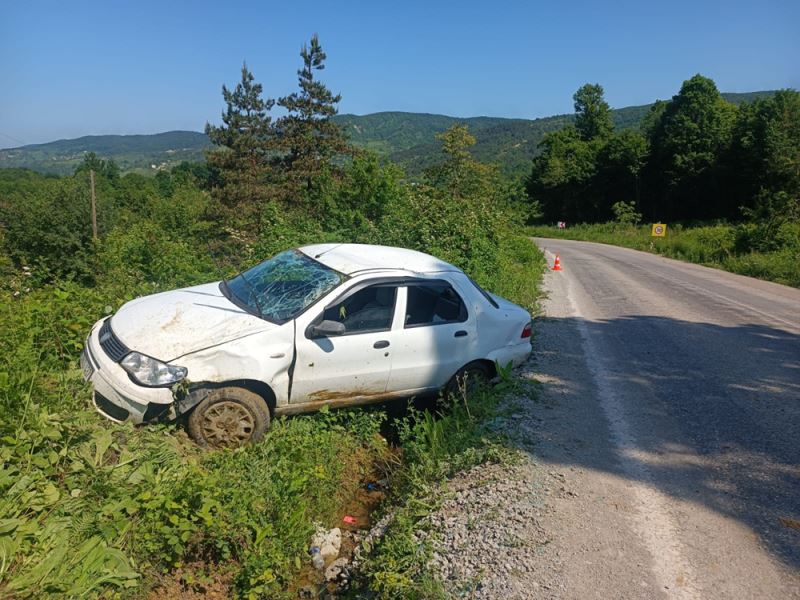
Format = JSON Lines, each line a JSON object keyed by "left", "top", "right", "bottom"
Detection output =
{"left": 334, "top": 91, "right": 777, "bottom": 176}
{"left": 0, "top": 131, "right": 210, "bottom": 176}
{"left": 0, "top": 91, "right": 777, "bottom": 177}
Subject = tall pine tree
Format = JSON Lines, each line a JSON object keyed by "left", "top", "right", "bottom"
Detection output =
{"left": 205, "top": 63, "right": 276, "bottom": 221}
{"left": 276, "top": 34, "right": 350, "bottom": 197}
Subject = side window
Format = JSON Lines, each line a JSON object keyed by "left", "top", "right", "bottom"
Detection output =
{"left": 405, "top": 284, "right": 468, "bottom": 327}
{"left": 322, "top": 285, "right": 397, "bottom": 334}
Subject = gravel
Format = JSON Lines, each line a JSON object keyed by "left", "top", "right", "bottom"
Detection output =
{"left": 417, "top": 457, "right": 551, "bottom": 599}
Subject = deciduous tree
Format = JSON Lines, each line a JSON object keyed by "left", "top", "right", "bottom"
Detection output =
{"left": 574, "top": 83, "right": 613, "bottom": 141}
{"left": 526, "top": 126, "right": 601, "bottom": 222}
{"left": 425, "top": 124, "right": 498, "bottom": 201}
{"left": 728, "top": 89, "right": 800, "bottom": 215}
{"left": 597, "top": 129, "right": 649, "bottom": 217}
{"left": 646, "top": 74, "right": 736, "bottom": 219}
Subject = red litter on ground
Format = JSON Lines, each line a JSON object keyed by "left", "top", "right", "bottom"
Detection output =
{"left": 342, "top": 515, "right": 357, "bottom": 525}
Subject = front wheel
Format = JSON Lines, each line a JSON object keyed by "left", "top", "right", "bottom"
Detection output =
{"left": 187, "top": 387, "right": 270, "bottom": 448}
{"left": 444, "top": 361, "right": 492, "bottom": 400}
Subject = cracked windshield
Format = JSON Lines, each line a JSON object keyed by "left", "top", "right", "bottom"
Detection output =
{"left": 226, "top": 250, "right": 344, "bottom": 321}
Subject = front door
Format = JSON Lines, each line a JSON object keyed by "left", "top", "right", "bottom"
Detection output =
{"left": 291, "top": 284, "right": 400, "bottom": 403}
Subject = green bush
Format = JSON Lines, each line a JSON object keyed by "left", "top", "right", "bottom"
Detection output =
{"left": 132, "top": 410, "right": 388, "bottom": 597}
{"left": 0, "top": 176, "right": 102, "bottom": 283}
{"left": 96, "top": 221, "right": 216, "bottom": 288}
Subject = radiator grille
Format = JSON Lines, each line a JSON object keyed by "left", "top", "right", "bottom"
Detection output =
{"left": 98, "top": 319, "right": 131, "bottom": 362}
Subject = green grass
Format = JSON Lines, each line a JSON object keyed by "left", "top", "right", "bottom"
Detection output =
{"left": 529, "top": 222, "right": 800, "bottom": 288}
{"left": 1, "top": 402, "right": 389, "bottom": 598}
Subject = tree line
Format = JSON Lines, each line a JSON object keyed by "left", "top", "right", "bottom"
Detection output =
{"left": 526, "top": 76, "right": 800, "bottom": 226}
{"left": 203, "top": 34, "right": 352, "bottom": 237}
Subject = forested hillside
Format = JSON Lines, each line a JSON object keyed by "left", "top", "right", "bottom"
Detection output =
{"left": 0, "top": 131, "right": 209, "bottom": 175}
{"left": 0, "top": 92, "right": 774, "bottom": 177}
{"left": 337, "top": 92, "right": 774, "bottom": 176}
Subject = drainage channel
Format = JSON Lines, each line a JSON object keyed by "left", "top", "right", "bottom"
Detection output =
{"left": 289, "top": 394, "right": 443, "bottom": 597}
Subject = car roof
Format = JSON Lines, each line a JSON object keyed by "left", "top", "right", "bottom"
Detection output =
{"left": 299, "top": 243, "right": 460, "bottom": 276}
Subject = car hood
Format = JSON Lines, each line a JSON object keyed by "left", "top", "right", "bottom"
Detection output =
{"left": 110, "top": 282, "right": 275, "bottom": 361}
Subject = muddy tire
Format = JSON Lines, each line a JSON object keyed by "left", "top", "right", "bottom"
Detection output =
{"left": 444, "top": 361, "right": 492, "bottom": 400}
{"left": 187, "top": 387, "right": 270, "bottom": 448}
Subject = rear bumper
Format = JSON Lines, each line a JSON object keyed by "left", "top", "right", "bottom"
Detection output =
{"left": 83, "top": 320, "right": 174, "bottom": 425}
{"left": 487, "top": 341, "right": 532, "bottom": 370}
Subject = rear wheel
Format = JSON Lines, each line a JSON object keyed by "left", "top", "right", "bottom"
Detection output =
{"left": 445, "top": 361, "right": 492, "bottom": 400}
{"left": 187, "top": 387, "right": 270, "bottom": 448}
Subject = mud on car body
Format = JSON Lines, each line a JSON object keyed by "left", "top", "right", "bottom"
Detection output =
{"left": 82, "top": 244, "right": 533, "bottom": 447}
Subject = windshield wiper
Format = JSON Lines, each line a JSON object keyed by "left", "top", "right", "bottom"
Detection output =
{"left": 237, "top": 271, "right": 266, "bottom": 317}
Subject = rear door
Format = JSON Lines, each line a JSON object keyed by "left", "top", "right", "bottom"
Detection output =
{"left": 387, "top": 280, "right": 478, "bottom": 393}
{"left": 291, "top": 283, "right": 401, "bottom": 403}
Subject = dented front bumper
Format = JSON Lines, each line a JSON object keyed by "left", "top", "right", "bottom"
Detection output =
{"left": 83, "top": 320, "right": 174, "bottom": 424}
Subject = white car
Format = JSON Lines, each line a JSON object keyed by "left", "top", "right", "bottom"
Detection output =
{"left": 81, "top": 244, "right": 532, "bottom": 447}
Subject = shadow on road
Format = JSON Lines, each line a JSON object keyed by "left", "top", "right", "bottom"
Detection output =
{"left": 524, "top": 314, "right": 800, "bottom": 572}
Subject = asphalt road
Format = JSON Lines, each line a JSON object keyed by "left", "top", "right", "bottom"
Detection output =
{"left": 529, "top": 238, "right": 800, "bottom": 599}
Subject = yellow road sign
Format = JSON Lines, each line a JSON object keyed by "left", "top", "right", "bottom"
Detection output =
{"left": 651, "top": 223, "right": 667, "bottom": 237}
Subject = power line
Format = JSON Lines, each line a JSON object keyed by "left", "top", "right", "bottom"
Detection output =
{"left": 0, "top": 131, "right": 26, "bottom": 147}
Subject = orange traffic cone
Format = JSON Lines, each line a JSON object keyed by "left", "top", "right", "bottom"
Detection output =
{"left": 552, "top": 254, "right": 563, "bottom": 271}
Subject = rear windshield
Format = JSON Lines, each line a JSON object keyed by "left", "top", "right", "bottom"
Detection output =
{"left": 224, "top": 250, "right": 345, "bottom": 322}
{"left": 467, "top": 276, "right": 499, "bottom": 308}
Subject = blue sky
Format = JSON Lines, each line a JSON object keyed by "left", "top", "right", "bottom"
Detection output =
{"left": 1, "top": 0, "right": 798, "bottom": 148}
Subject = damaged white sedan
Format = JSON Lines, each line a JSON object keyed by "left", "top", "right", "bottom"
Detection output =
{"left": 82, "top": 244, "right": 532, "bottom": 447}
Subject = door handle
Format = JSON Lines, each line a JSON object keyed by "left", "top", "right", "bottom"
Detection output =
{"left": 373, "top": 340, "right": 390, "bottom": 349}
{"left": 454, "top": 330, "right": 468, "bottom": 338}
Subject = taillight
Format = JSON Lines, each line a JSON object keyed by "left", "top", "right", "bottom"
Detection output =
{"left": 521, "top": 323, "right": 532, "bottom": 338}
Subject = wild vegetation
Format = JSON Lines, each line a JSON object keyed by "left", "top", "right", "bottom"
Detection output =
{"left": 0, "top": 35, "right": 543, "bottom": 598}
{"left": 526, "top": 77, "right": 799, "bottom": 285}
{"left": 349, "top": 364, "right": 530, "bottom": 599}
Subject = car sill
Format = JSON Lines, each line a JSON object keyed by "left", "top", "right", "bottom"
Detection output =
{"left": 274, "top": 387, "right": 437, "bottom": 416}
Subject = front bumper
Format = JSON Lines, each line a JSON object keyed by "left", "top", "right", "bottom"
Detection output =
{"left": 83, "top": 320, "right": 174, "bottom": 424}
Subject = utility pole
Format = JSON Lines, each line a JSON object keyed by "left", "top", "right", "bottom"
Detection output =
{"left": 90, "top": 169, "right": 98, "bottom": 241}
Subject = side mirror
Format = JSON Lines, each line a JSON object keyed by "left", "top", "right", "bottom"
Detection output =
{"left": 310, "top": 319, "right": 346, "bottom": 338}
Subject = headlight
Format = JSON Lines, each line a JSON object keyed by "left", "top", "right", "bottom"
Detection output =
{"left": 120, "top": 352, "right": 187, "bottom": 387}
